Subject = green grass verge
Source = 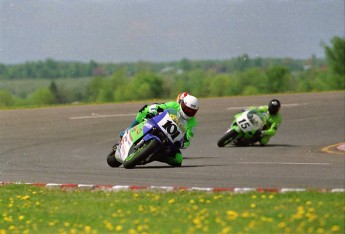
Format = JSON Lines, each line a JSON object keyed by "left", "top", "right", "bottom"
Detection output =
{"left": 0, "top": 184, "right": 344, "bottom": 234}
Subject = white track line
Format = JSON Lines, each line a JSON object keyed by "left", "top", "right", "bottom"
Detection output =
{"left": 71, "top": 103, "right": 306, "bottom": 119}
{"left": 237, "top": 162, "right": 331, "bottom": 165}
{"left": 226, "top": 103, "right": 308, "bottom": 110}
{"left": 70, "top": 113, "right": 135, "bottom": 120}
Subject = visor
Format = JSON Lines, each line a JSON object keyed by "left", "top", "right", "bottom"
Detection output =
{"left": 269, "top": 106, "right": 280, "bottom": 115}
{"left": 181, "top": 101, "right": 198, "bottom": 117}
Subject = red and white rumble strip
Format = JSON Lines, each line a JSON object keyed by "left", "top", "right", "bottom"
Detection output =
{"left": 1, "top": 182, "right": 344, "bottom": 193}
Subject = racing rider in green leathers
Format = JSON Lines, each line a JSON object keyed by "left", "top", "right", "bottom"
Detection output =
{"left": 249, "top": 99, "right": 282, "bottom": 145}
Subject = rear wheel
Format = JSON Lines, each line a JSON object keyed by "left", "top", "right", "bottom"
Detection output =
{"left": 123, "top": 139, "right": 159, "bottom": 169}
{"left": 217, "top": 129, "right": 238, "bottom": 147}
{"left": 106, "top": 149, "right": 122, "bottom": 167}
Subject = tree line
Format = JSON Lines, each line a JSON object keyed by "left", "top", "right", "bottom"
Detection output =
{"left": 0, "top": 56, "right": 310, "bottom": 80}
{"left": 0, "top": 36, "right": 344, "bottom": 108}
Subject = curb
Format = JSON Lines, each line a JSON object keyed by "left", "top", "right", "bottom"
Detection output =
{"left": 321, "top": 142, "right": 345, "bottom": 155}
{"left": 337, "top": 144, "right": 345, "bottom": 151}
{"left": 1, "top": 182, "right": 344, "bottom": 193}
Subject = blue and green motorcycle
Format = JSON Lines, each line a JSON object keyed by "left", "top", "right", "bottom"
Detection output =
{"left": 107, "top": 108, "right": 186, "bottom": 169}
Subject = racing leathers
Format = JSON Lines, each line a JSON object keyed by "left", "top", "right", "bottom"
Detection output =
{"left": 248, "top": 105, "right": 282, "bottom": 145}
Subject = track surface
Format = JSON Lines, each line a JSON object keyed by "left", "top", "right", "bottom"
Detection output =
{"left": 1, "top": 92, "right": 344, "bottom": 189}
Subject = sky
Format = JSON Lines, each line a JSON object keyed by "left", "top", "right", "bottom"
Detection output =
{"left": 0, "top": 0, "right": 344, "bottom": 64}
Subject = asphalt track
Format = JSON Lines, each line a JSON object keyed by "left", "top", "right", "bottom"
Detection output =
{"left": 1, "top": 92, "right": 344, "bottom": 189}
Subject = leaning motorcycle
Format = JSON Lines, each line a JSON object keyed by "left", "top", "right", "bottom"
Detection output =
{"left": 107, "top": 108, "right": 186, "bottom": 169}
{"left": 217, "top": 109, "right": 267, "bottom": 147}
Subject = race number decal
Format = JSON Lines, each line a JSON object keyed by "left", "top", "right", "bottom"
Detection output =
{"left": 236, "top": 110, "right": 264, "bottom": 132}
{"left": 162, "top": 120, "right": 180, "bottom": 140}
{"left": 157, "top": 113, "right": 184, "bottom": 142}
{"left": 238, "top": 119, "right": 250, "bottom": 129}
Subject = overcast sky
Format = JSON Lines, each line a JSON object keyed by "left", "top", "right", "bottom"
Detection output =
{"left": 0, "top": 0, "right": 344, "bottom": 64}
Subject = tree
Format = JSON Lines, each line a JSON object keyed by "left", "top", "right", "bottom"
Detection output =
{"left": 49, "top": 81, "right": 66, "bottom": 103}
{"left": 0, "top": 90, "right": 14, "bottom": 107}
{"left": 179, "top": 58, "right": 192, "bottom": 71}
{"left": 242, "top": 85, "right": 259, "bottom": 96}
{"left": 266, "top": 66, "right": 290, "bottom": 93}
{"left": 232, "top": 54, "right": 251, "bottom": 71}
{"left": 208, "top": 74, "right": 240, "bottom": 97}
{"left": 86, "top": 77, "right": 105, "bottom": 102}
{"left": 184, "top": 69, "right": 208, "bottom": 97}
{"left": 111, "top": 68, "right": 129, "bottom": 101}
{"left": 323, "top": 36, "right": 345, "bottom": 75}
{"left": 131, "top": 72, "right": 164, "bottom": 99}
{"left": 0, "top": 64, "right": 8, "bottom": 79}
{"left": 238, "top": 68, "right": 268, "bottom": 93}
{"left": 29, "top": 88, "right": 55, "bottom": 105}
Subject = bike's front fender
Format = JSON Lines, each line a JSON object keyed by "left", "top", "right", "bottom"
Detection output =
{"left": 230, "top": 125, "right": 258, "bottom": 139}
{"left": 231, "top": 124, "right": 241, "bottom": 133}
{"left": 143, "top": 133, "right": 162, "bottom": 144}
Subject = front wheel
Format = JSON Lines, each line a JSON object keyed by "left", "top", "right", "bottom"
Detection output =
{"left": 217, "top": 129, "right": 238, "bottom": 147}
{"left": 123, "top": 139, "right": 160, "bottom": 169}
{"left": 107, "top": 149, "right": 122, "bottom": 167}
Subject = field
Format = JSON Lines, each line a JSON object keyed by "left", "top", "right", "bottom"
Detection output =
{"left": 0, "top": 78, "right": 92, "bottom": 98}
{"left": 0, "top": 184, "right": 344, "bottom": 234}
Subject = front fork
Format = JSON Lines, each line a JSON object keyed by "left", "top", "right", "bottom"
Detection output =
{"left": 229, "top": 125, "right": 244, "bottom": 142}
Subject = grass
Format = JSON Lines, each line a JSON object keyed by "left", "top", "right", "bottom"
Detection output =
{"left": 0, "top": 184, "right": 344, "bottom": 234}
{"left": 0, "top": 78, "right": 92, "bottom": 98}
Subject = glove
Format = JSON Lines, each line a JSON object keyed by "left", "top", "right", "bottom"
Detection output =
{"left": 148, "top": 104, "right": 158, "bottom": 115}
{"left": 148, "top": 109, "right": 157, "bottom": 116}
{"left": 182, "top": 135, "right": 190, "bottom": 149}
{"left": 146, "top": 112, "right": 156, "bottom": 119}
{"left": 182, "top": 141, "right": 190, "bottom": 149}
{"left": 146, "top": 105, "right": 158, "bottom": 119}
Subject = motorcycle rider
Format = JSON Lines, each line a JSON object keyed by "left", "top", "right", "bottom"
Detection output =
{"left": 119, "top": 92, "right": 190, "bottom": 138}
{"left": 119, "top": 92, "right": 199, "bottom": 166}
{"left": 247, "top": 99, "right": 282, "bottom": 146}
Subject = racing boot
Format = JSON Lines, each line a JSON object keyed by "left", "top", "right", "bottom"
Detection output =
{"left": 157, "top": 153, "right": 182, "bottom": 167}
{"left": 248, "top": 130, "right": 263, "bottom": 145}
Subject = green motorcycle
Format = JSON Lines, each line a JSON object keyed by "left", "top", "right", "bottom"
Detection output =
{"left": 217, "top": 110, "right": 267, "bottom": 147}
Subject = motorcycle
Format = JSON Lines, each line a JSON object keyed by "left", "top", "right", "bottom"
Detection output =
{"left": 217, "top": 109, "right": 267, "bottom": 147}
{"left": 107, "top": 108, "right": 186, "bottom": 169}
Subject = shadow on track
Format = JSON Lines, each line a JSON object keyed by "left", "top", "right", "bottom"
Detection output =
{"left": 183, "top": 156, "right": 215, "bottom": 160}
{"left": 220, "top": 144, "right": 297, "bottom": 148}
{"left": 127, "top": 164, "right": 223, "bottom": 169}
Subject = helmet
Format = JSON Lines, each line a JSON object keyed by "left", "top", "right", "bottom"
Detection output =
{"left": 176, "top": 92, "right": 189, "bottom": 104}
{"left": 268, "top": 99, "right": 281, "bottom": 115}
{"left": 179, "top": 95, "right": 199, "bottom": 120}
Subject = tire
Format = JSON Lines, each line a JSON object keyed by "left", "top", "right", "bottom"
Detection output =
{"left": 106, "top": 150, "right": 122, "bottom": 167}
{"left": 217, "top": 129, "right": 238, "bottom": 147}
{"left": 123, "top": 139, "right": 159, "bottom": 169}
